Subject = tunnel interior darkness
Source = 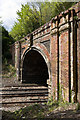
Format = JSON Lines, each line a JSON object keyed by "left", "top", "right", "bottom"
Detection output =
{"left": 22, "top": 50, "right": 49, "bottom": 86}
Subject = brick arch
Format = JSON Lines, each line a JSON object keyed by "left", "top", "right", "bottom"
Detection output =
{"left": 20, "top": 43, "right": 51, "bottom": 87}
{"left": 21, "top": 43, "right": 50, "bottom": 73}
{"left": 21, "top": 43, "right": 50, "bottom": 63}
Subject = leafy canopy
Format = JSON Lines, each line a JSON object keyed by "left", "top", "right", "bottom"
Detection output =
{"left": 2, "top": 26, "right": 14, "bottom": 61}
{"left": 10, "top": 2, "right": 75, "bottom": 41}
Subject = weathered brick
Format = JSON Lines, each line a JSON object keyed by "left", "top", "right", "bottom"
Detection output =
{"left": 11, "top": 2, "right": 80, "bottom": 103}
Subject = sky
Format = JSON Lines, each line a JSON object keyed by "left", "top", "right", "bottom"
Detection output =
{"left": 0, "top": 0, "right": 47, "bottom": 32}
{"left": 0, "top": 0, "right": 78, "bottom": 32}
{"left": 0, "top": 0, "right": 29, "bottom": 32}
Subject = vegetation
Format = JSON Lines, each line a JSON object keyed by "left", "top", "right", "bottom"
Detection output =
{"left": 2, "top": 26, "right": 14, "bottom": 63}
{"left": 2, "top": 102, "right": 78, "bottom": 120}
{"left": 77, "top": 103, "right": 80, "bottom": 110}
{"left": 2, "top": 63, "right": 16, "bottom": 78}
{"left": 10, "top": 2, "right": 75, "bottom": 41}
{"left": 1, "top": 25, "right": 16, "bottom": 77}
{"left": 1, "top": 3, "right": 79, "bottom": 119}
{"left": 1, "top": 2, "right": 76, "bottom": 63}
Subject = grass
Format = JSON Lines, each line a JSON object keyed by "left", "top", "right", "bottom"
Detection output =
{"left": 2, "top": 62, "right": 16, "bottom": 78}
{"left": 14, "top": 104, "right": 44, "bottom": 119}
{"left": 2, "top": 60, "right": 79, "bottom": 119}
{"left": 2, "top": 104, "right": 47, "bottom": 120}
{"left": 76, "top": 103, "right": 80, "bottom": 110}
{"left": 2, "top": 101, "right": 78, "bottom": 120}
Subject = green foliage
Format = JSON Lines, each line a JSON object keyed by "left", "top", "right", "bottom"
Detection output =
{"left": 2, "top": 102, "right": 78, "bottom": 120}
{"left": 47, "top": 96, "right": 54, "bottom": 105}
{"left": 2, "top": 63, "right": 16, "bottom": 78}
{"left": 10, "top": 3, "right": 40, "bottom": 41}
{"left": 76, "top": 103, "right": 80, "bottom": 110}
{"left": 14, "top": 104, "right": 45, "bottom": 119}
{"left": 58, "top": 83, "right": 63, "bottom": 103}
{"left": 2, "top": 26, "right": 14, "bottom": 62}
{"left": 10, "top": 2, "right": 75, "bottom": 41}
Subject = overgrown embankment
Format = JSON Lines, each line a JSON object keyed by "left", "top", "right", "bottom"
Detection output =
{"left": 2, "top": 61, "right": 16, "bottom": 87}
{"left": 2, "top": 102, "right": 80, "bottom": 120}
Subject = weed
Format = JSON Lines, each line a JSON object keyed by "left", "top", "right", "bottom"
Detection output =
{"left": 47, "top": 96, "right": 53, "bottom": 106}
{"left": 2, "top": 63, "right": 16, "bottom": 78}
{"left": 76, "top": 103, "right": 80, "bottom": 110}
{"left": 2, "top": 102, "right": 78, "bottom": 120}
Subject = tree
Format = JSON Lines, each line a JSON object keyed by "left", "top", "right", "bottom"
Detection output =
{"left": 10, "top": 2, "right": 75, "bottom": 41}
{"left": 2, "top": 26, "right": 14, "bottom": 61}
{"left": 10, "top": 3, "right": 40, "bottom": 40}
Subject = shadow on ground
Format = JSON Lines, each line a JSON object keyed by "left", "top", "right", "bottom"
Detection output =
{"left": 1, "top": 103, "right": 80, "bottom": 120}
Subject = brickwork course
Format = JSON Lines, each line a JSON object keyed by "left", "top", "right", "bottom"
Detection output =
{"left": 11, "top": 2, "right": 80, "bottom": 103}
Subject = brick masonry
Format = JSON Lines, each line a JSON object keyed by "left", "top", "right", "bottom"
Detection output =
{"left": 11, "top": 2, "right": 80, "bottom": 103}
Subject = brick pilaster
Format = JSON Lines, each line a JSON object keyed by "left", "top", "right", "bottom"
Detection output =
{"left": 77, "top": 2, "right": 80, "bottom": 103}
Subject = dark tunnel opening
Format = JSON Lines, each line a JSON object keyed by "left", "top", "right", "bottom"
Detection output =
{"left": 22, "top": 50, "right": 49, "bottom": 86}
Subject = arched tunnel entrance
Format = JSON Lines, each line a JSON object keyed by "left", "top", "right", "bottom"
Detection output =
{"left": 22, "top": 50, "right": 49, "bottom": 86}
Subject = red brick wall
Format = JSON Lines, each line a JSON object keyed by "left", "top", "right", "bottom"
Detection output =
{"left": 12, "top": 2, "right": 80, "bottom": 103}
{"left": 77, "top": 2, "right": 80, "bottom": 103}
{"left": 51, "top": 34, "right": 58, "bottom": 100}
{"left": 60, "top": 31, "right": 69, "bottom": 101}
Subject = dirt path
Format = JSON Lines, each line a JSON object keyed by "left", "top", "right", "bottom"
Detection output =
{"left": 1, "top": 73, "right": 80, "bottom": 119}
{"left": 2, "top": 103, "right": 80, "bottom": 119}
{"left": 46, "top": 104, "right": 80, "bottom": 119}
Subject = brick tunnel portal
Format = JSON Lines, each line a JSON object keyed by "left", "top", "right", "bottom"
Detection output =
{"left": 22, "top": 50, "right": 49, "bottom": 86}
